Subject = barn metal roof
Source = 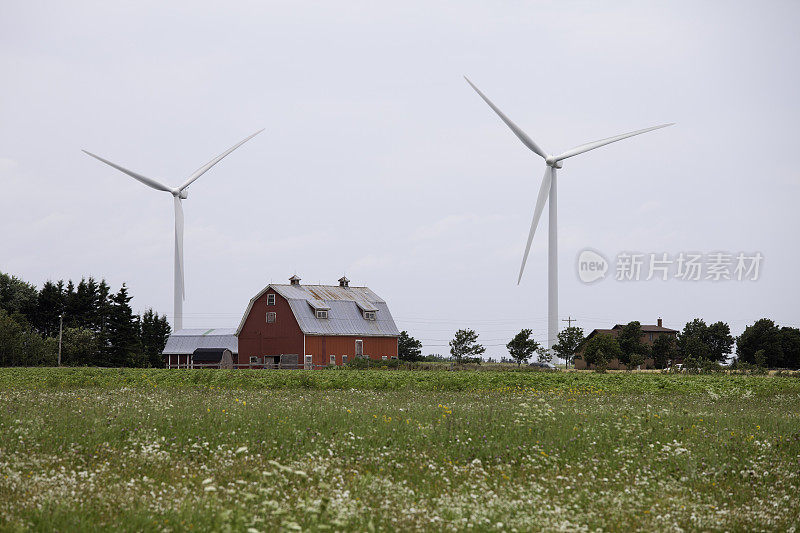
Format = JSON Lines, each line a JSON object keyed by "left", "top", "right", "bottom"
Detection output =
{"left": 236, "top": 283, "right": 400, "bottom": 337}
{"left": 162, "top": 328, "right": 238, "bottom": 355}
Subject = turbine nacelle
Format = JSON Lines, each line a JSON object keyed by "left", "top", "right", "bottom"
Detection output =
{"left": 173, "top": 188, "right": 189, "bottom": 199}
{"left": 545, "top": 156, "right": 563, "bottom": 169}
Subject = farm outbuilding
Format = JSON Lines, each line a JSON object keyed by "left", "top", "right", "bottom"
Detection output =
{"left": 162, "top": 328, "right": 238, "bottom": 368}
{"left": 192, "top": 348, "right": 234, "bottom": 369}
{"left": 236, "top": 275, "right": 400, "bottom": 368}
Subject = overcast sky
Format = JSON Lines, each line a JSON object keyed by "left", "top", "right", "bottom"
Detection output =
{"left": 2, "top": 1, "right": 798, "bottom": 359}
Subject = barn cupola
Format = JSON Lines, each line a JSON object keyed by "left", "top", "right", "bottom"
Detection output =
{"left": 338, "top": 276, "right": 350, "bottom": 288}
{"left": 289, "top": 274, "right": 301, "bottom": 286}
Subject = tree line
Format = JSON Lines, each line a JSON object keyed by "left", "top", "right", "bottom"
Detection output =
{"left": 0, "top": 271, "right": 170, "bottom": 367}
{"left": 397, "top": 318, "right": 800, "bottom": 370}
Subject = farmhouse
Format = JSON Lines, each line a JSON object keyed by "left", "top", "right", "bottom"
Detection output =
{"left": 574, "top": 318, "right": 678, "bottom": 369}
{"left": 236, "top": 275, "right": 400, "bottom": 368}
{"left": 163, "top": 328, "right": 238, "bottom": 368}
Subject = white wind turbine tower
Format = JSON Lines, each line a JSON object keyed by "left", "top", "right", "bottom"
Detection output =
{"left": 465, "top": 77, "right": 673, "bottom": 351}
{"left": 83, "top": 129, "right": 263, "bottom": 331}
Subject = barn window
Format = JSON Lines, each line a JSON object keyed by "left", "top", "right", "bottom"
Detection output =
{"left": 266, "top": 312, "right": 276, "bottom": 323}
{"left": 304, "top": 355, "right": 313, "bottom": 368}
{"left": 363, "top": 311, "right": 376, "bottom": 321}
{"left": 342, "top": 355, "right": 348, "bottom": 364}
{"left": 329, "top": 354, "right": 336, "bottom": 366}
{"left": 381, "top": 355, "right": 388, "bottom": 361}
{"left": 267, "top": 294, "right": 275, "bottom": 306}
{"left": 250, "top": 356, "right": 259, "bottom": 364}
{"left": 316, "top": 310, "right": 328, "bottom": 319}
{"left": 355, "top": 340, "right": 363, "bottom": 357}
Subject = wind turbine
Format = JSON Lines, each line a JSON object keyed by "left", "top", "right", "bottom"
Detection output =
{"left": 465, "top": 77, "right": 673, "bottom": 351}
{"left": 83, "top": 129, "right": 263, "bottom": 331}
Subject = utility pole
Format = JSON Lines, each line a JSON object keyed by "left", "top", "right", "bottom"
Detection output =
{"left": 58, "top": 314, "right": 63, "bottom": 367}
{"left": 560, "top": 316, "right": 577, "bottom": 368}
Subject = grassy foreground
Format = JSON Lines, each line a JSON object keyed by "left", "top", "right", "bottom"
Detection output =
{"left": 0, "top": 369, "right": 799, "bottom": 532}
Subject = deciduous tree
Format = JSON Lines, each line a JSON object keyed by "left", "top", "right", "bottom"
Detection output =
{"left": 506, "top": 329, "right": 540, "bottom": 366}
{"left": 678, "top": 318, "right": 734, "bottom": 363}
{"left": 552, "top": 327, "right": 584, "bottom": 368}
{"left": 737, "top": 319, "right": 800, "bottom": 369}
{"left": 617, "top": 321, "right": 651, "bottom": 367}
{"left": 651, "top": 334, "right": 677, "bottom": 368}
{"left": 582, "top": 333, "right": 622, "bottom": 368}
{"left": 449, "top": 329, "right": 485, "bottom": 365}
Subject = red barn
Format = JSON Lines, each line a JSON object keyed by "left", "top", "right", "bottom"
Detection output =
{"left": 236, "top": 275, "right": 400, "bottom": 368}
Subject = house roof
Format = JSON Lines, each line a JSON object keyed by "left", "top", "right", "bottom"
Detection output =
{"left": 579, "top": 323, "right": 678, "bottom": 349}
{"left": 612, "top": 324, "right": 679, "bottom": 333}
{"left": 236, "top": 282, "right": 400, "bottom": 337}
{"left": 162, "top": 328, "right": 238, "bottom": 355}
{"left": 586, "top": 328, "right": 615, "bottom": 339}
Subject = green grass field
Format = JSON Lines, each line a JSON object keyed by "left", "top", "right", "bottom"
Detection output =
{"left": 1, "top": 369, "right": 799, "bottom": 532}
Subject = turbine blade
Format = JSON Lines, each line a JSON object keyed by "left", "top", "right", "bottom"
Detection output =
{"left": 174, "top": 196, "right": 185, "bottom": 300}
{"left": 82, "top": 150, "right": 172, "bottom": 192}
{"left": 178, "top": 129, "right": 264, "bottom": 191}
{"left": 464, "top": 77, "right": 548, "bottom": 160}
{"left": 554, "top": 123, "right": 674, "bottom": 162}
{"left": 518, "top": 166, "right": 553, "bottom": 284}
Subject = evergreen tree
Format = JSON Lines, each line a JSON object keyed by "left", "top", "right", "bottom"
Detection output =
{"left": 34, "top": 280, "right": 64, "bottom": 337}
{"left": 0, "top": 271, "right": 166, "bottom": 368}
{"left": 70, "top": 278, "right": 97, "bottom": 328}
{"left": 63, "top": 280, "right": 77, "bottom": 328}
{"left": 140, "top": 309, "right": 171, "bottom": 368}
{"left": 94, "top": 280, "right": 113, "bottom": 356}
{"left": 398, "top": 331, "right": 423, "bottom": 362}
{"left": 106, "top": 284, "right": 143, "bottom": 367}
